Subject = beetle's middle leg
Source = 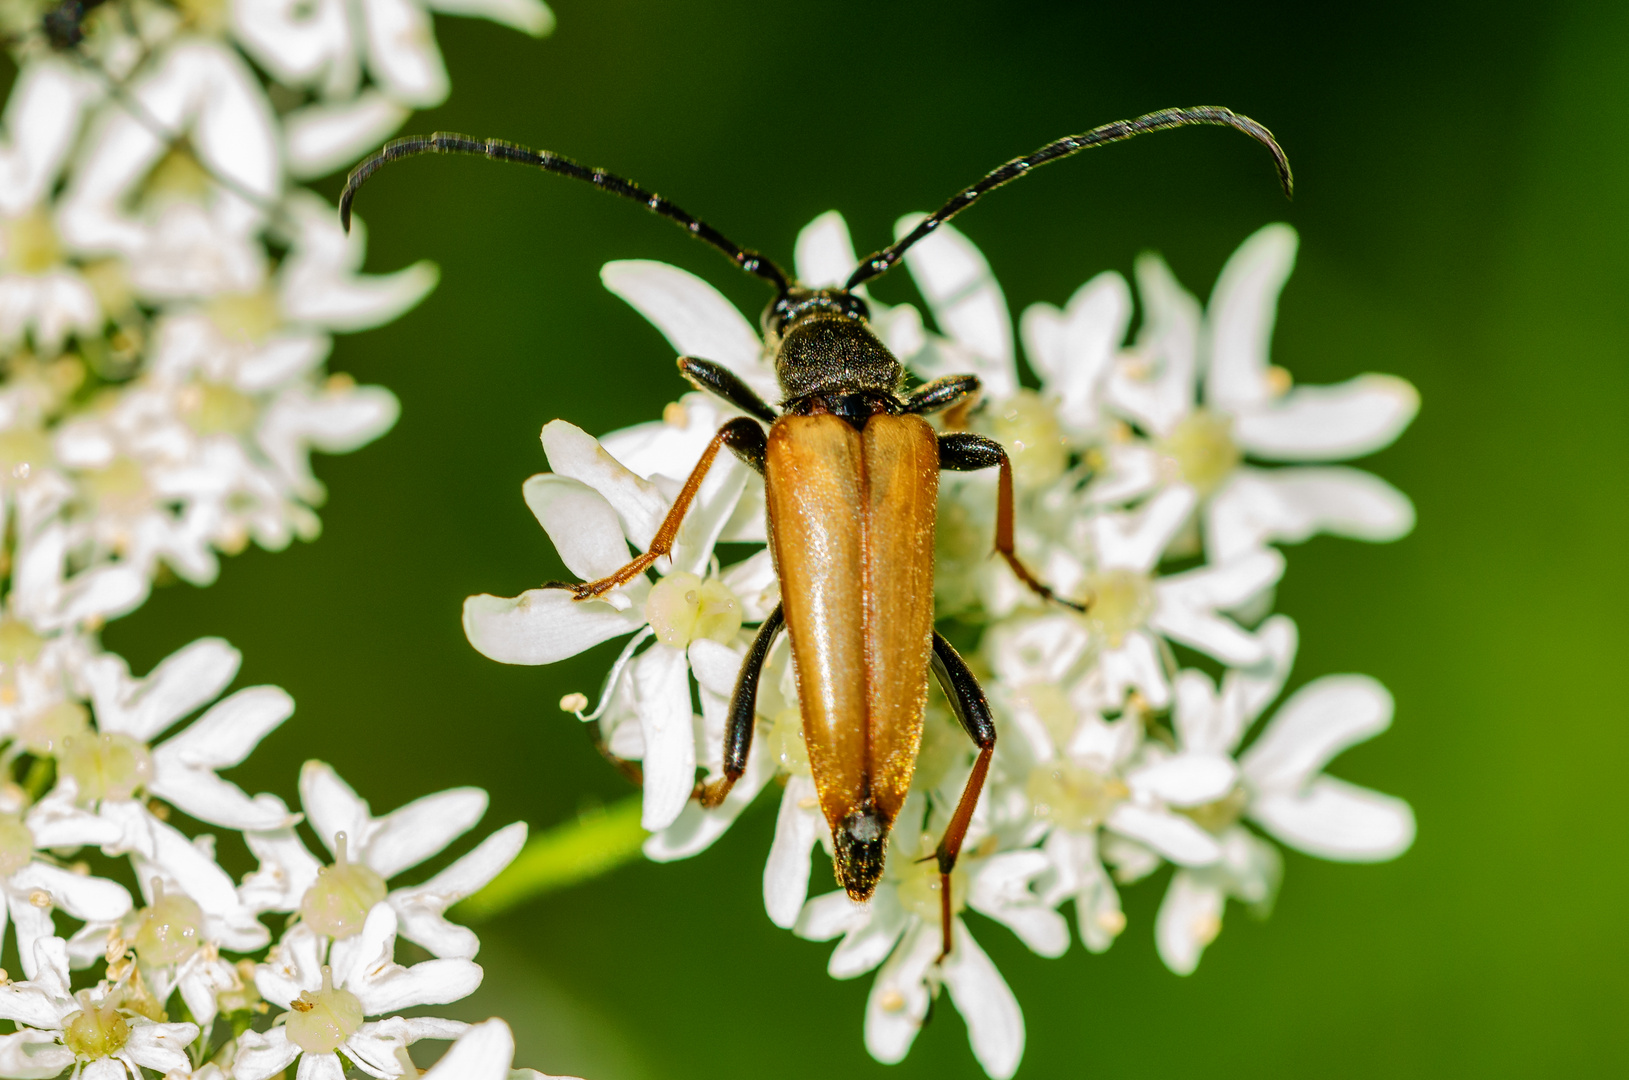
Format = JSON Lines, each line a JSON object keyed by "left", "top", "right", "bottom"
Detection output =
{"left": 926, "top": 630, "right": 997, "bottom": 960}
{"left": 697, "top": 603, "right": 784, "bottom": 808}
{"left": 937, "top": 432, "right": 1086, "bottom": 611}
{"left": 569, "top": 417, "right": 767, "bottom": 599}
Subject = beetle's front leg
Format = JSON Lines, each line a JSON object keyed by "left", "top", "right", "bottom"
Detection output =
{"left": 697, "top": 603, "right": 784, "bottom": 808}
{"left": 568, "top": 417, "right": 767, "bottom": 600}
{"left": 926, "top": 631, "right": 996, "bottom": 961}
{"left": 937, "top": 432, "right": 1086, "bottom": 611}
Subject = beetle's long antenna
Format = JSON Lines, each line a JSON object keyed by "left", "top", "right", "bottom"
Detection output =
{"left": 340, "top": 132, "right": 791, "bottom": 293}
{"left": 845, "top": 106, "right": 1293, "bottom": 291}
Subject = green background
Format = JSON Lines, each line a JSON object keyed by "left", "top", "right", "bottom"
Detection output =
{"left": 96, "top": 0, "right": 1627, "bottom": 1076}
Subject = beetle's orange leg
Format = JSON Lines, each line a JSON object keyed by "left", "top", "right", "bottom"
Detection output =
{"left": 569, "top": 417, "right": 767, "bottom": 600}
{"left": 926, "top": 630, "right": 997, "bottom": 961}
{"left": 937, "top": 432, "right": 1087, "bottom": 612}
{"left": 698, "top": 603, "right": 783, "bottom": 807}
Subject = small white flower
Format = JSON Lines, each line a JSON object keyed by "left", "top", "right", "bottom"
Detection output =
{"left": 241, "top": 761, "right": 523, "bottom": 962}
{"left": 1151, "top": 615, "right": 1415, "bottom": 973}
{"left": 422, "top": 1017, "right": 583, "bottom": 1080}
{"left": 793, "top": 795, "right": 1056, "bottom": 1080}
{"left": 463, "top": 419, "right": 768, "bottom": 831}
{"left": 1105, "top": 224, "right": 1418, "bottom": 561}
{"left": 0, "top": 935, "right": 198, "bottom": 1078}
{"left": 236, "top": 903, "right": 477, "bottom": 1080}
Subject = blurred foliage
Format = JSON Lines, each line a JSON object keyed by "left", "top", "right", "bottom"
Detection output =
{"left": 94, "top": 0, "right": 1627, "bottom": 1076}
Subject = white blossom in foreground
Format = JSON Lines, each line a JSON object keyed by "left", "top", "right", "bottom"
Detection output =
{"left": 1153, "top": 616, "right": 1415, "bottom": 974}
{"left": 424, "top": 1018, "right": 583, "bottom": 1080}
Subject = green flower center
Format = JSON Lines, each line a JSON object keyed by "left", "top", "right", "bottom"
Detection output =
{"left": 4, "top": 207, "right": 62, "bottom": 275}
{"left": 765, "top": 706, "right": 811, "bottom": 777}
{"left": 178, "top": 381, "right": 258, "bottom": 436}
{"left": 1182, "top": 786, "right": 1250, "bottom": 835}
{"left": 78, "top": 458, "right": 150, "bottom": 515}
{"left": 1081, "top": 568, "right": 1156, "bottom": 649}
{"left": 0, "top": 618, "right": 44, "bottom": 666}
{"left": 134, "top": 884, "right": 206, "bottom": 967}
{"left": 987, "top": 390, "right": 1067, "bottom": 490}
{"left": 643, "top": 571, "right": 742, "bottom": 648}
{"left": 895, "top": 849, "right": 968, "bottom": 924}
{"left": 285, "top": 966, "right": 364, "bottom": 1054}
{"left": 16, "top": 700, "right": 90, "bottom": 756}
{"left": 0, "top": 427, "right": 52, "bottom": 480}
{"left": 0, "top": 812, "right": 36, "bottom": 878}
{"left": 63, "top": 1002, "right": 129, "bottom": 1059}
{"left": 1157, "top": 409, "right": 1242, "bottom": 496}
{"left": 205, "top": 288, "right": 281, "bottom": 344}
{"left": 58, "top": 732, "right": 153, "bottom": 804}
{"left": 1027, "top": 762, "right": 1129, "bottom": 831}
{"left": 298, "top": 832, "right": 387, "bottom": 940}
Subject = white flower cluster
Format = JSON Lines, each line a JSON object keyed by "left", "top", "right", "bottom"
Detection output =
{"left": 465, "top": 212, "right": 1421, "bottom": 1079}
{"left": 0, "top": 0, "right": 565, "bottom": 1075}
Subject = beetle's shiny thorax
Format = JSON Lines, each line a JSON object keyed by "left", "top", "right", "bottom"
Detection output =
{"left": 765, "top": 287, "right": 904, "bottom": 407}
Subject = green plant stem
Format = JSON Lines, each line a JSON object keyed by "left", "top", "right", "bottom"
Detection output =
{"left": 457, "top": 794, "right": 647, "bottom": 920}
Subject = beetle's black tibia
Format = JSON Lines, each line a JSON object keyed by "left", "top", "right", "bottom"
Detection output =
{"left": 905, "top": 375, "right": 981, "bottom": 415}
{"left": 699, "top": 604, "right": 784, "bottom": 807}
{"left": 927, "top": 630, "right": 998, "bottom": 958}
{"left": 676, "top": 357, "right": 778, "bottom": 424}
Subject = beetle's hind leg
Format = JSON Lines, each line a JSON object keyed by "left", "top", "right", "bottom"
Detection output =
{"left": 926, "top": 631, "right": 997, "bottom": 961}
{"left": 938, "top": 432, "right": 1086, "bottom": 611}
{"left": 697, "top": 604, "right": 783, "bottom": 807}
{"left": 568, "top": 417, "right": 767, "bottom": 599}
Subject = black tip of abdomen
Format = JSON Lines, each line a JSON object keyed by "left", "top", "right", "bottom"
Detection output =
{"left": 835, "top": 809, "right": 888, "bottom": 900}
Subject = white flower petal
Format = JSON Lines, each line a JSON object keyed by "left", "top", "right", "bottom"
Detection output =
{"left": 1108, "top": 252, "right": 1202, "bottom": 437}
{"left": 1234, "top": 375, "right": 1419, "bottom": 461}
{"left": 156, "top": 684, "right": 293, "bottom": 769}
{"left": 427, "top": 0, "right": 555, "bottom": 36}
{"left": 763, "top": 776, "right": 820, "bottom": 928}
{"left": 0, "top": 1029, "right": 73, "bottom": 1080}
{"left": 85, "top": 636, "right": 240, "bottom": 742}
{"left": 793, "top": 210, "right": 859, "bottom": 288}
{"left": 644, "top": 732, "right": 770, "bottom": 863}
{"left": 1107, "top": 803, "right": 1221, "bottom": 866}
{"left": 1155, "top": 869, "right": 1226, "bottom": 975}
{"left": 367, "top": 787, "right": 487, "bottom": 879}
{"left": 9, "top": 863, "right": 131, "bottom": 922}
{"left": 942, "top": 920, "right": 1025, "bottom": 1080}
{"left": 1207, "top": 465, "right": 1415, "bottom": 562}
{"left": 1019, "top": 270, "right": 1129, "bottom": 434}
{"left": 123, "top": 1019, "right": 199, "bottom": 1072}
{"left": 1240, "top": 674, "right": 1393, "bottom": 793}
{"left": 541, "top": 420, "right": 670, "bottom": 551}
{"left": 1126, "top": 753, "right": 1238, "bottom": 808}
{"left": 279, "top": 193, "right": 438, "bottom": 329}
{"left": 1092, "top": 487, "right": 1195, "bottom": 572}
{"left": 296, "top": 1050, "right": 346, "bottom": 1080}
{"left": 897, "top": 217, "right": 1015, "bottom": 394}
{"left": 1204, "top": 223, "right": 1295, "bottom": 411}
{"left": 283, "top": 93, "right": 412, "bottom": 180}
{"left": 463, "top": 589, "right": 637, "bottom": 666}
{"left": 1094, "top": 632, "right": 1172, "bottom": 710}
{"left": 967, "top": 851, "right": 1068, "bottom": 959}
{"left": 392, "top": 822, "right": 527, "bottom": 959}
{"left": 360, "top": 0, "right": 449, "bottom": 105}
{"left": 862, "top": 919, "right": 937, "bottom": 1065}
{"left": 355, "top": 957, "right": 484, "bottom": 1016}
{"left": 631, "top": 646, "right": 696, "bottom": 831}
{"left": 792, "top": 888, "right": 868, "bottom": 943}
{"left": 600, "top": 261, "right": 772, "bottom": 398}
{"left": 1252, "top": 776, "right": 1415, "bottom": 861}
{"left": 421, "top": 1018, "right": 518, "bottom": 1080}
{"left": 0, "top": 61, "right": 99, "bottom": 215}
{"left": 523, "top": 474, "right": 631, "bottom": 581}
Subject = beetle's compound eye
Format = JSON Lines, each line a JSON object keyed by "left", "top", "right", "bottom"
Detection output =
{"left": 763, "top": 288, "right": 870, "bottom": 336}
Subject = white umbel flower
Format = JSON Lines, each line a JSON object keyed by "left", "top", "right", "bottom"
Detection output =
{"left": 1152, "top": 616, "right": 1416, "bottom": 974}
{"left": 1106, "top": 224, "right": 1418, "bottom": 561}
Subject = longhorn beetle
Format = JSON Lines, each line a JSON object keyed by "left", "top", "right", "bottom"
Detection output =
{"left": 340, "top": 107, "right": 1292, "bottom": 958}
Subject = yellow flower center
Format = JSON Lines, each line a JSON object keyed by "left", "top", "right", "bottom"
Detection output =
{"left": 62, "top": 1001, "right": 129, "bottom": 1059}
{"left": 0, "top": 617, "right": 44, "bottom": 666}
{"left": 205, "top": 289, "right": 281, "bottom": 344}
{"left": 0, "top": 426, "right": 52, "bottom": 480}
{"left": 298, "top": 832, "right": 386, "bottom": 940}
{"left": 987, "top": 390, "right": 1067, "bottom": 489}
{"left": 643, "top": 572, "right": 742, "bottom": 648}
{"left": 141, "top": 146, "right": 214, "bottom": 205}
{"left": 1012, "top": 681, "right": 1078, "bottom": 749}
{"left": 1157, "top": 409, "right": 1242, "bottom": 496}
{"left": 4, "top": 207, "right": 62, "bottom": 275}
{"left": 286, "top": 966, "right": 364, "bottom": 1054}
{"left": 1081, "top": 568, "right": 1155, "bottom": 649}
{"left": 0, "top": 813, "right": 36, "bottom": 878}
{"left": 15, "top": 700, "right": 89, "bottom": 756}
{"left": 58, "top": 732, "right": 153, "bottom": 804}
{"left": 895, "top": 850, "right": 968, "bottom": 924}
{"left": 178, "top": 381, "right": 258, "bottom": 436}
{"left": 765, "top": 706, "right": 810, "bottom": 777}
{"left": 1026, "top": 762, "right": 1129, "bottom": 831}
{"left": 134, "top": 885, "right": 205, "bottom": 967}
{"left": 1182, "top": 786, "right": 1250, "bottom": 835}
{"left": 78, "top": 458, "right": 150, "bottom": 514}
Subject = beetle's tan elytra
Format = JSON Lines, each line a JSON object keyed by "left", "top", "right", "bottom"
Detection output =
{"left": 340, "top": 107, "right": 1292, "bottom": 956}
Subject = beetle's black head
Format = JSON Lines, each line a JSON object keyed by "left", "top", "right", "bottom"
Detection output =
{"left": 834, "top": 808, "right": 888, "bottom": 901}
{"left": 765, "top": 287, "right": 903, "bottom": 406}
